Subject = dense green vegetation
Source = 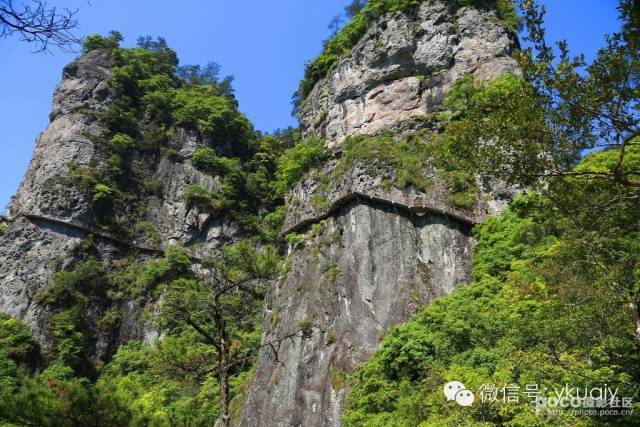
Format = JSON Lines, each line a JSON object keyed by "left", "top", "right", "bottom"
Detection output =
{"left": 344, "top": 149, "right": 640, "bottom": 426}
{"left": 442, "top": 0, "right": 639, "bottom": 191}
{"left": 75, "top": 34, "right": 296, "bottom": 238}
{"left": 296, "top": 0, "right": 518, "bottom": 104}
{"left": 442, "top": 72, "right": 553, "bottom": 188}
{"left": 82, "top": 31, "right": 123, "bottom": 53}
{"left": 274, "top": 138, "right": 327, "bottom": 197}
{"left": 336, "top": 132, "right": 479, "bottom": 209}
{"left": 1, "top": 0, "right": 638, "bottom": 425}
{"left": 0, "top": 321, "right": 223, "bottom": 425}
{"left": 76, "top": 33, "right": 346, "bottom": 247}
{"left": 0, "top": 238, "right": 279, "bottom": 426}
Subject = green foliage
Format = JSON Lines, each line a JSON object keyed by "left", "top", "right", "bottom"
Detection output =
{"left": 257, "top": 205, "right": 288, "bottom": 242}
{"left": 378, "top": 19, "right": 640, "bottom": 427}
{"left": 51, "top": 310, "right": 86, "bottom": 369}
{"left": 36, "top": 259, "right": 108, "bottom": 308}
{"left": 74, "top": 37, "right": 301, "bottom": 239}
{"left": 96, "top": 307, "right": 123, "bottom": 332}
{"left": 96, "top": 337, "right": 221, "bottom": 426}
{"left": 67, "top": 161, "right": 100, "bottom": 188}
{"left": 32, "top": 259, "right": 115, "bottom": 375}
{"left": 444, "top": 72, "right": 552, "bottom": 188}
{"left": 92, "top": 183, "right": 115, "bottom": 203}
{"left": 0, "top": 222, "right": 7, "bottom": 236}
{"left": 0, "top": 243, "right": 224, "bottom": 425}
{"left": 134, "top": 221, "right": 161, "bottom": 244}
{"left": 73, "top": 35, "right": 266, "bottom": 233}
{"left": 99, "top": 101, "right": 139, "bottom": 137}
{"left": 191, "top": 146, "right": 219, "bottom": 170}
{"left": 297, "top": 0, "right": 519, "bottom": 104}
{"left": 495, "top": 0, "right": 519, "bottom": 30}
{"left": 338, "top": 133, "right": 434, "bottom": 191}
{"left": 70, "top": 41, "right": 183, "bottom": 230}
{"left": 0, "top": 371, "right": 131, "bottom": 426}
{"left": 324, "top": 265, "right": 341, "bottom": 284}
{"left": 176, "top": 61, "right": 220, "bottom": 85}
{"left": 218, "top": 239, "right": 281, "bottom": 283}
{"left": 108, "top": 133, "right": 135, "bottom": 154}
{"left": 274, "top": 138, "right": 327, "bottom": 197}
{"left": 71, "top": 36, "right": 298, "bottom": 239}
{"left": 344, "top": 181, "right": 640, "bottom": 425}
{"left": 0, "top": 314, "right": 39, "bottom": 366}
{"left": 336, "top": 132, "right": 479, "bottom": 208}
{"left": 183, "top": 183, "right": 216, "bottom": 209}
{"left": 449, "top": 1, "right": 639, "bottom": 190}
{"left": 82, "top": 30, "right": 122, "bottom": 53}
{"left": 190, "top": 148, "right": 264, "bottom": 214}
{"left": 154, "top": 240, "right": 278, "bottom": 421}
{"left": 297, "top": 317, "right": 314, "bottom": 337}
{"left": 0, "top": 312, "right": 131, "bottom": 425}
{"left": 172, "top": 85, "right": 252, "bottom": 144}
{"left": 330, "top": 368, "right": 347, "bottom": 391}
{"left": 311, "top": 194, "right": 331, "bottom": 210}
{"left": 137, "top": 245, "right": 193, "bottom": 292}
{"left": 285, "top": 233, "right": 306, "bottom": 246}
{"left": 446, "top": 170, "right": 478, "bottom": 209}
{"left": 0, "top": 132, "right": 309, "bottom": 424}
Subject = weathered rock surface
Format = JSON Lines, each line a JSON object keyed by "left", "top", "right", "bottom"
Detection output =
{"left": 0, "top": 1, "right": 519, "bottom": 424}
{"left": 1, "top": 50, "right": 238, "bottom": 360}
{"left": 240, "top": 2, "right": 518, "bottom": 425}
{"left": 7, "top": 51, "right": 111, "bottom": 225}
{"left": 299, "top": 1, "right": 519, "bottom": 147}
{"left": 281, "top": 159, "right": 508, "bottom": 237}
{"left": 6, "top": 49, "right": 239, "bottom": 250}
{"left": 0, "top": 215, "right": 159, "bottom": 359}
{"left": 240, "top": 199, "right": 474, "bottom": 427}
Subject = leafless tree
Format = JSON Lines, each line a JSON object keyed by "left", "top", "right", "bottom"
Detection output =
{"left": 0, "top": 0, "right": 81, "bottom": 52}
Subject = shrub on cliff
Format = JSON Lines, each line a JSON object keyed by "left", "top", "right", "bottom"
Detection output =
{"left": 82, "top": 31, "right": 123, "bottom": 53}
{"left": 274, "top": 138, "right": 327, "bottom": 197}
{"left": 71, "top": 35, "right": 289, "bottom": 235}
{"left": 172, "top": 85, "right": 253, "bottom": 145}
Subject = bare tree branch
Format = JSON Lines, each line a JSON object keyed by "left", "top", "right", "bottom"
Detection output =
{"left": 0, "top": 0, "right": 81, "bottom": 52}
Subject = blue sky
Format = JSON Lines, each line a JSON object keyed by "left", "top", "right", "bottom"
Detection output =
{"left": 0, "top": 0, "right": 621, "bottom": 211}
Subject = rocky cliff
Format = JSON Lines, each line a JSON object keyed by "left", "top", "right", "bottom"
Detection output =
{"left": 299, "top": 0, "right": 519, "bottom": 147}
{"left": 0, "top": 1, "right": 518, "bottom": 425}
{"left": 0, "top": 49, "right": 239, "bottom": 362}
{"left": 239, "top": 1, "right": 518, "bottom": 426}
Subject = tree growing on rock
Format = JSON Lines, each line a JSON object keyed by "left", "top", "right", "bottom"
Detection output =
{"left": 159, "top": 240, "right": 310, "bottom": 426}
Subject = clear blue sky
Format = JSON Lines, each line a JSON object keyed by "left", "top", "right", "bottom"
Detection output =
{"left": 0, "top": 0, "right": 621, "bottom": 212}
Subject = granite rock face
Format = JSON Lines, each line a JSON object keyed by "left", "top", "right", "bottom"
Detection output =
{"left": 299, "top": 1, "right": 519, "bottom": 147}
{"left": 281, "top": 160, "right": 510, "bottom": 236}
{"left": 7, "top": 50, "right": 111, "bottom": 225}
{"left": 6, "top": 51, "right": 236, "bottom": 252}
{"left": 240, "top": 199, "right": 474, "bottom": 427}
{"left": 0, "top": 50, "right": 238, "bottom": 361}
{"left": 1, "top": 1, "right": 518, "bottom": 424}
{"left": 239, "top": 2, "right": 518, "bottom": 425}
